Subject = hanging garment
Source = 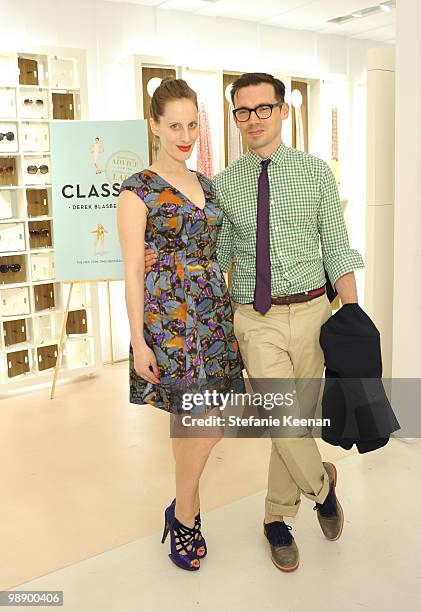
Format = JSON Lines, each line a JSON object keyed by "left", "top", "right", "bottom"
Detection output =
{"left": 151, "top": 134, "right": 160, "bottom": 164}
{"left": 197, "top": 101, "right": 214, "bottom": 178}
{"left": 294, "top": 105, "right": 305, "bottom": 151}
{"left": 330, "top": 107, "right": 340, "bottom": 185}
{"left": 228, "top": 101, "right": 243, "bottom": 164}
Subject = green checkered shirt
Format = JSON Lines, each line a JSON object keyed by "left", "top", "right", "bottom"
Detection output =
{"left": 213, "top": 142, "right": 364, "bottom": 304}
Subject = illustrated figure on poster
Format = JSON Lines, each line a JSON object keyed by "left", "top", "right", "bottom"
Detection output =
{"left": 91, "top": 223, "right": 108, "bottom": 255}
{"left": 90, "top": 136, "right": 104, "bottom": 174}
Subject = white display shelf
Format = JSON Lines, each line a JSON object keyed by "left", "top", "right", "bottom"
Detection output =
{"left": 66, "top": 332, "right": 95, "bottom": 340}
{"left": 0, "top": 53, "right": 19, "bottom": 87}
{"left": 0, "top": 48, "right": 100, "bottom": 393}
{"left": 18, "top": 85, "right": 49, "bottom": 90}
{"left": 19, "top": 119, "right": 51, "bottom": 124}
{"left": 4, "top": 341, "right": 34, "bottom": 352}
{"left": 33, "top": 309, "right": 63, "bottom": 316}
{"left": 34, "top": 336, "right": 60, "bottom": 345}
{"left": 31, "top": 279, "right": 57, "bottom": 285}
{"left": 0, "top": 282, "right": 30, "bottom": 289}
{"left": 1, "top": 312, "right": 32, "bottom": 321}
{"left": 30, "top": 247, "right": 54, "bottom": 254}
{"left": 50, "top": 87, "right": 80, "bottom": 93}
{"left": 0, "top": 217, "right": 25, "bottom": 224}
{"left": 0, "top": 250, "right": 27, "bottom": 256}
{"left": 24, "top": 184, "right": 52, "bottom": 188}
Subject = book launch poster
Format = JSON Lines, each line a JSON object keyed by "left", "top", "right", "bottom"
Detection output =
{"left": 50, "top": 119, "right": 148, "bottom": 281}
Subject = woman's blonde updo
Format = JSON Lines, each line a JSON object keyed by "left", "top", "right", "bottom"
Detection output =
{"left": 150, "top": 78, "right": 198, "bottom": 121}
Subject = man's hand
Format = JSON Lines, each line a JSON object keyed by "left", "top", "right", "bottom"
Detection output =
{"left": 144, "top": 246, "right": 157, "bottom": 273}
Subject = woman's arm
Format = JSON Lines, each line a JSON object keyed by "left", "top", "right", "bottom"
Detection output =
{"left": 117, "top": 190, "right": 160, "bottom": 385}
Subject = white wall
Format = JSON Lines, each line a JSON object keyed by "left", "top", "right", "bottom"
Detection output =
{"left": 2, "top": 0, "right": 385, "bottom": 116}
{"left": 364, "top": 47, "right": 395, "bottom": 379}
{"left": 392, "top": 0, "right": 421, "bottom": 378}
{"left": 2, "top": 0, "right": 391, "bottom": 362}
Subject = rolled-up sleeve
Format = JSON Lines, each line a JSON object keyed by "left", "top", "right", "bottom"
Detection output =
{"left": 317, "top": 163, "right": 365, "bottom": 288}
{"left": 214, "top": 179, "right": 234, "bottom": 273}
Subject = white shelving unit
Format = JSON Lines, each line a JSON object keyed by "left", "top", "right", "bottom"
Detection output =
{"left": 0, "top": 49, "right": 101, "bottom": 394}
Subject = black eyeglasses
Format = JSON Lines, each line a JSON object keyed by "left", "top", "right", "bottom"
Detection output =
{"left": 0, "top": 166, "right": 14, "bottom": 174}
{"left": 24, "top": 99, "right": 44, "bottom": 106}
{"left": 29, "top": 228, "right": 49, "bottom": 236}
{"left": 232, "top": 102, "right": 283, "bottom": 122}
{"left": 0, "top": 132, "right": 15, "bottom": 141}
{"left": 0, "top": 263, "right": 21, "bottom": 273}
{"left": 27, "top": 164, "right": 48, "bottom": 175}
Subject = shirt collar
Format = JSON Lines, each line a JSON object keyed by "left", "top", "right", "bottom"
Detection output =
{"left": 245, "top": 141, "right": 287, "bottom": 169}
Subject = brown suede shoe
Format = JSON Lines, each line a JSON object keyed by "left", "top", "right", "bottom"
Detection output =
{"left": 263, "top": 520, "right": 299, "bottom": 572}
{"left": 313, "top": 461, "right": 344, "bottom": 541}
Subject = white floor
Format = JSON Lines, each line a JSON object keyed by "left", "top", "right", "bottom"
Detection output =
{"left": 13, "top": 439, "right": 421, "bottom": 612}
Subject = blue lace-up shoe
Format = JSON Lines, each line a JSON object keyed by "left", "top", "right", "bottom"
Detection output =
{"left": 313, "top": 462, "right": 344, "bottom": 541}
{"left": 263, "top": 520, "right": 299, "bottom": 572}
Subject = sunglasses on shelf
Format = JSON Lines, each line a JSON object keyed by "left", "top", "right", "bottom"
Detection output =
{"left": 0, "top": 132, "right": 15, "bottom": 141}
{"left": 0, "top": 263, "right": 21, "bottom": 273}
{"left": 23, "top": 99, "right": 44, "bottom": 106}
{"left": 27, "top": 164, "right": 48, "bottom": 175}
{"left": 29, "top": 228, "right": 49, "bottom": 236}
{"left": 0, "top": 166, "right": 14, "bottom": 174}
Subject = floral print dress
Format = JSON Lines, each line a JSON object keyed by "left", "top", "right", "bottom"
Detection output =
{"left": 119, "top": 169, "right": 244, "bottom": 413}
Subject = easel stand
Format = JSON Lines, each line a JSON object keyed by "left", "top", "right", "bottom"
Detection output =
{"left": 50, "top": 279, "right": 116, "bottom": 399}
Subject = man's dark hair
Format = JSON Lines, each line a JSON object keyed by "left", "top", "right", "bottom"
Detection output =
{"left": 230, "top": 73, "right": 286, "bottom": 106}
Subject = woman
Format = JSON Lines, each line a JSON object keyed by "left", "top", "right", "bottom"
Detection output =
{"left": 117, "top": 78, "right": 243, "bottom": 572}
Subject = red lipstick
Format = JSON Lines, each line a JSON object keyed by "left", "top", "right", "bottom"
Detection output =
{"left": 177, "top": 145, "right": 191, "bottom": 152}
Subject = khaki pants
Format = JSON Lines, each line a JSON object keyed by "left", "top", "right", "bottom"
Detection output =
{"left": 233, "top": 294, "right": 332, "bottom": 517}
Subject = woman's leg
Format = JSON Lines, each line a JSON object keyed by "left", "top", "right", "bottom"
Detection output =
{"left": 172, "top": 436, "right": 220, "bottom": 527}
{"left": 171, "top": 442, "right": 201, "bottom": 521}
{"left": 171, "top": 406, "right": 223, "bottom": 528}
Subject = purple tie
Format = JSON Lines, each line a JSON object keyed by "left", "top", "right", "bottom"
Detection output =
{"left": 253, "top": 158, "right": 271, "bottom": 315}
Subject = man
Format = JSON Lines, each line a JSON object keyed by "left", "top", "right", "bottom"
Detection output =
{"left": 145, "top": 72, "right": 364, "bottom": 572}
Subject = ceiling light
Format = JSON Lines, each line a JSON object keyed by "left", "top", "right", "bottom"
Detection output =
{"left": 329, "top": 1, "right": 395, "bottom": 25}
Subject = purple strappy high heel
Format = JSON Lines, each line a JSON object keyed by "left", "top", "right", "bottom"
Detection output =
{"left": 166, "top": 499, "right": 207, "bottom": 558}
{"left": 161, "top": 500, "right": 201, "bottom": 571}
{"left": 193, "top": 509, "right": 207, "bottom": 558}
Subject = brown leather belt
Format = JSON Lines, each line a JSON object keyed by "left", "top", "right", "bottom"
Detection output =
{"left": 270, "top": 286, "right": 326, "bottom": 306}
